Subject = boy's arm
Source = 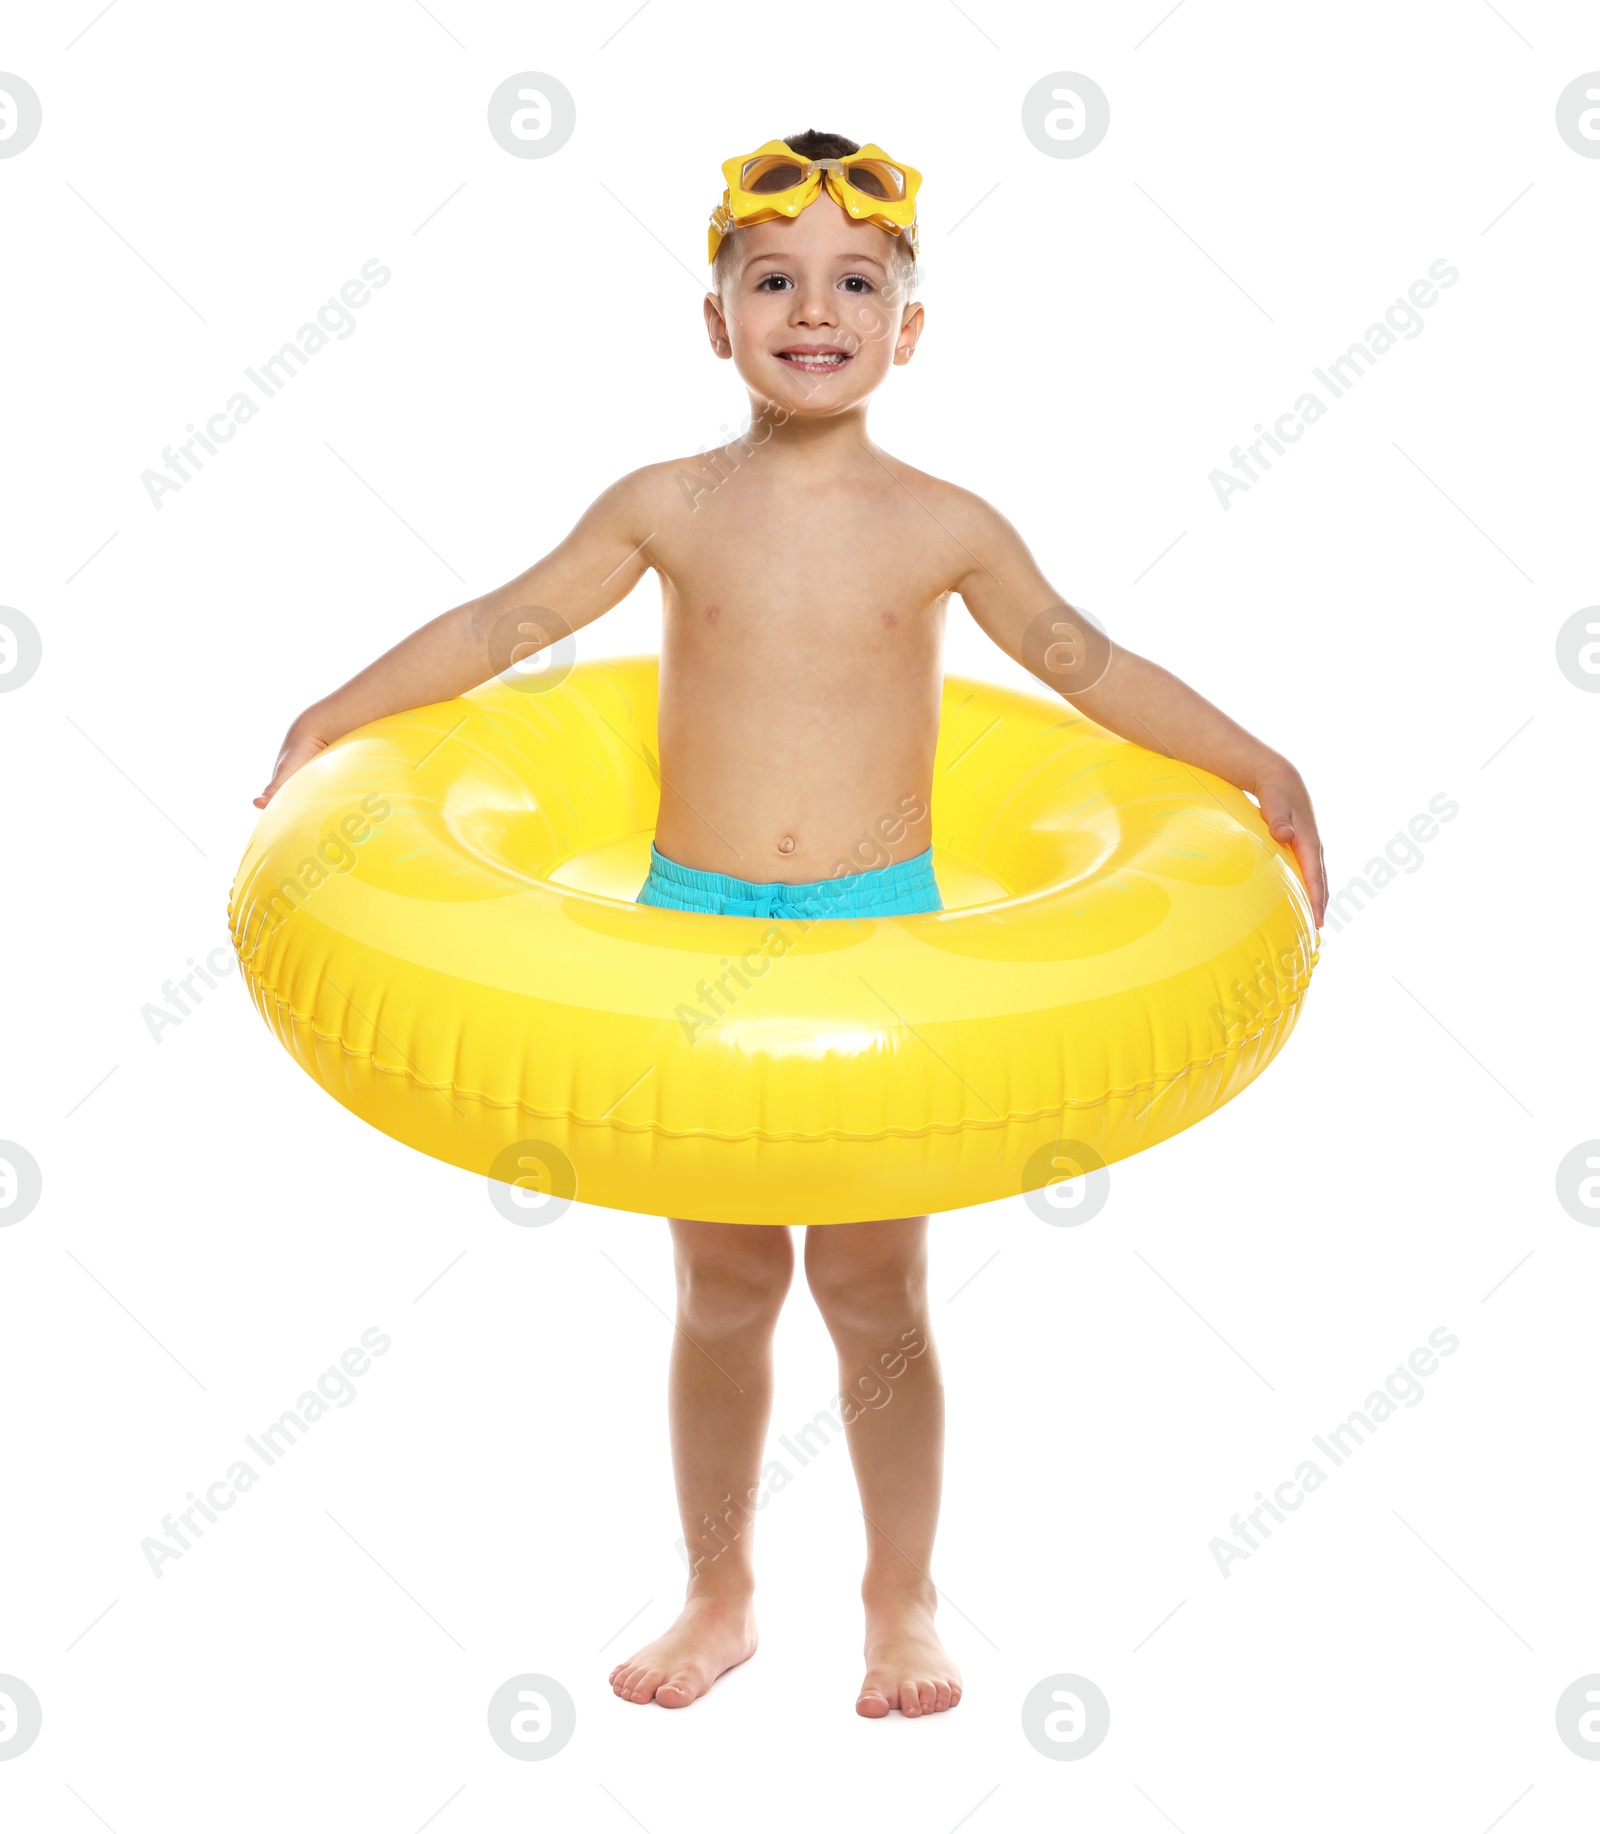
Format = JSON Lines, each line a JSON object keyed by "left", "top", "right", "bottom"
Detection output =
{"left": 255, "top": 472, "right": 655, "bottom": 806}
{"left": 951, "top": 496, "right": 1327, "bottom": 926}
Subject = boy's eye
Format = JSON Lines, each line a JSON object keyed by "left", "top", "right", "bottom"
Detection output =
{"left": 753, "top": 273, "right": 875, "bottom": 293}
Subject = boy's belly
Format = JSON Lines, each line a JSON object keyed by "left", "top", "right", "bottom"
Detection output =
{"left": 652, "top": 644, "right": 943, "bottom": 884}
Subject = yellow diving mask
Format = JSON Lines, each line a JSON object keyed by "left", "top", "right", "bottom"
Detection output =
{"left": 707, "top": 140, "right": 921, "bottom": 265}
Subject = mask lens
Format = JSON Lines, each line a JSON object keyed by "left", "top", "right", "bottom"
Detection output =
{"left": 741, "top": 157, "right": 805, "bottom": 194}
{"left": 843, "top": 159, "right": 905, "bottom": 201}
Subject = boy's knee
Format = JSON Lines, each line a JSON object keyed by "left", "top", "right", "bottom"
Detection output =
{"left": 806, "top": 1261, "right": 920, "bottom": 1338}
{"left": 675, "top": 1238, "right": 793, "bottom": 1332}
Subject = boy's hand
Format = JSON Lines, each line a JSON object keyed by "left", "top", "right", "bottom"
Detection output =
{"left": 255, "top": 728, "right": 329, "bottom": 808}
{"left": 1254, "top": 765, "right": 1326, "bottom": 928}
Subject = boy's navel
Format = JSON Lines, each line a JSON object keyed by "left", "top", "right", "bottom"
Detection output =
{"left": 777, "top": 835, "right": 795, "bottom": 854}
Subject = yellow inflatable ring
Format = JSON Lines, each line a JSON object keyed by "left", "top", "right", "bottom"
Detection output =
{"left": 229, "top": 656, "right": 1317, "bottom": 1224}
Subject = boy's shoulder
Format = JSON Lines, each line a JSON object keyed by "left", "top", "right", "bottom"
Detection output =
{"left": 866, "top": 453, "right": 1031, "bottom": 570}
{"left": 593, "top": 455, "right": 738, "bottom": 523}
{"left": 868, "top": 452, "right": 1007, "bottom": 523}
{"left": 865, "top": 454, "right": 1048, "bottom": 595}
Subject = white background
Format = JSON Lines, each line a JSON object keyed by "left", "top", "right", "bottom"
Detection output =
{"left": 2, "top": 0, "right": 1598, "bottom": 1826}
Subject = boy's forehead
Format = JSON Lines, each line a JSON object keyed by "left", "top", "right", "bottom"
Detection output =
{"left": 734, "top": 196, "right": 899, "bottom": 267}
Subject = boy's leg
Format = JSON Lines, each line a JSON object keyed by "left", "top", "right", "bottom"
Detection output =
{"left": 804, "top": 1216, "right": 963, "bottom": 1718}
{"left": 609, "top": 1216, "right": 793, "bottom": 1708}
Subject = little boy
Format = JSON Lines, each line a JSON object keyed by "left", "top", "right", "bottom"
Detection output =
{"left": 256, "top": 130, "right": 1327, "bottom": 1718}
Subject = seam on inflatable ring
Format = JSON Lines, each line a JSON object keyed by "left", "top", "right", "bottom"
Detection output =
{"left": 239, "top": 963, "right": 1310, "bottom": 1146}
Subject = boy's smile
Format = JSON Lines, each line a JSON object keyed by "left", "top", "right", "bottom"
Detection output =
{"left": 775, "top": 342, "right": 852, "bottom": 375}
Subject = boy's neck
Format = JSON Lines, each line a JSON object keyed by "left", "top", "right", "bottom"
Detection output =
{"left": 739, "top": 396, "right": 875, "bottom": 471}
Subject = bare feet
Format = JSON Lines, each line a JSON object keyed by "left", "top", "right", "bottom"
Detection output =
{"left": 856, "top": 1587, "right": 962, "bottom": 1718}
{"left": 609, "top": 1593, "right": 758, "bottom": 1709}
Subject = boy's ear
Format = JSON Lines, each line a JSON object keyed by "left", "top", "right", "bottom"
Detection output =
{"left": 703, "top": 292, "right": 733, "bottom": 359}
{"left": 894, "top": 300, "right": 925, "bottom": 365}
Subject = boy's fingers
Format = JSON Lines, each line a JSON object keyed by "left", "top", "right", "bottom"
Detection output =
{"left": 1299, "top": 840, "right": 1327, "bottom": 927}
{"left": 1291, "top": 828, "right": 1327, "bottom": 928}
{"left": 1264, "top": 803, "right": 1327, "bottom": 927}
{"left": 254, "top": 762, "right": 292, "bottom": 807}
{"left": 254, "top": 735, "right": 325, "bottom": 806}
{"left": 1256, "top": 776, "right": 1327, "bottom": 927}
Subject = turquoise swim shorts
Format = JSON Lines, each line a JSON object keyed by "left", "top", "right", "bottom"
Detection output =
{"left": 636, "top": 842, "right": 943, "bottom": 919}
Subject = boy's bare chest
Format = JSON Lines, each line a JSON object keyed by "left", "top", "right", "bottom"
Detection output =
{"left": 650, "top": 490, "right": 954, "bottom": 632}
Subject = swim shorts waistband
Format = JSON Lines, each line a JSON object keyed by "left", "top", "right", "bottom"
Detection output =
{"left": 636, "top": 842, "right": 943, "bottom": 919}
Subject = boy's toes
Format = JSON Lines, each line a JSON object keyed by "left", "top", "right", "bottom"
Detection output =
{"left": 860, "top": 1661, "right": 962, "bottom": 1717}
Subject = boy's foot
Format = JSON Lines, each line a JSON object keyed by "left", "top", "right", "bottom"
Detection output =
{"left": 609, "top": 1594, "right": 758, "bottom": 1709}
{"left": 856, "top": 1590, "right": 962, "bottom": 1718}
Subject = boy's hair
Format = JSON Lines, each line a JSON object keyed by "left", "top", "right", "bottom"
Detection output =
{"left": 711, "top": 129, "right": 920, "bottom": 301}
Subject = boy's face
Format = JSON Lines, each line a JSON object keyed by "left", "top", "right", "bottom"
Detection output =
{"left": 704, "top": 194, "right": 922, "bottom": 417}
